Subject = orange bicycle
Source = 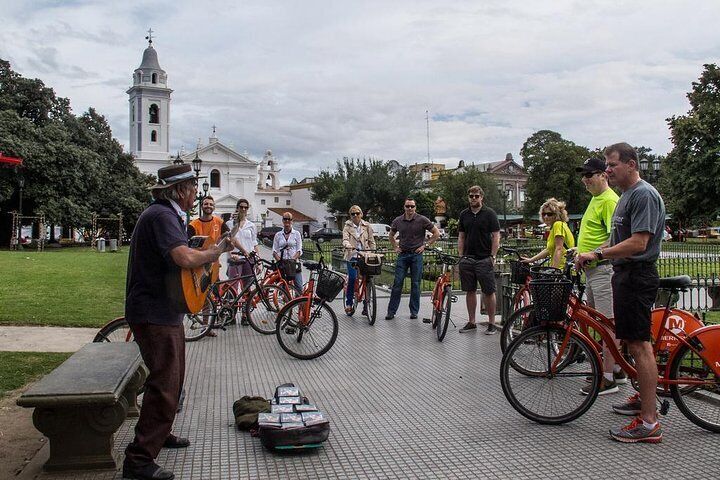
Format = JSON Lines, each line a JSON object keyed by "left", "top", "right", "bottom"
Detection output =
{"left": 423, "top": 247, "right": 461, "bottom": 341}
{"left": 500, "top": 274, "right": 720, "bottom": 432}
{"left": 339, "top": 248, "right": 387, "bottom": 326}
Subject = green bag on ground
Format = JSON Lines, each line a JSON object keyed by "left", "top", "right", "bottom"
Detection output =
{"left": 233, "top": 396, "right": 271, "bottom": 430}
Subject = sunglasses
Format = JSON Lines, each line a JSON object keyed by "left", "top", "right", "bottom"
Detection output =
{"left": 282, "top": 218, "right": 292, "bottom": 222}
{"left": 404, "top": 205, "right": 416, "bottom": 209}
{"left": 468, "top": 194, "right": 481, "bottom": 199}
{"left": 350, "top": 212, "right": 361, "bottom": 216}
{"left": 581, "top": 171, "right": 602, "bottom": 179}
{"left": 237, "top": 205, "right": 249, "bottom": 210}
{"left": 541, "top": 211, "right": 555, "bottom": 217}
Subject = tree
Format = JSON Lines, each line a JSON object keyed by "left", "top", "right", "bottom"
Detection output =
{"left": 520, "top": 130, "right": 592, "bottom": 218}
{"left": 662, "top": 64, "right": 720, "bottom": 225}
{"left": 0, "top": 59, "right": 152, "bottom": 245}
{"left": 311, "top": 158, "right": 421, "bottom": 223}
{"left": 431, "top": 165, "right": 505, "bottom": 221}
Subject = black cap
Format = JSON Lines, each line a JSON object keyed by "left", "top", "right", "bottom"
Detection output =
{"left": 576, "top": 157, "right": 607, "bottom": 174}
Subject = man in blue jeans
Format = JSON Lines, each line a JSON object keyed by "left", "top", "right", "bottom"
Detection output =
{"left": 385, "top": 198, "right": 440, "bottom": 320}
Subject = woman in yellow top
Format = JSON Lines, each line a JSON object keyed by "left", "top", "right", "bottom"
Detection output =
{"left": 522, "top": 198, "right": 575, "bottom": 269}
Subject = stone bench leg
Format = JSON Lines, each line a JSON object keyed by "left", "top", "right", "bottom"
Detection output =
{"left": 32, "top": 397, "right": 129, "bottom": 471}
{"left": 123, "top": 363, "right": 148, "bottom": 418}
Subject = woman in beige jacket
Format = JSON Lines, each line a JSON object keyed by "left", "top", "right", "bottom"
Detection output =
{"left": 342, "top": 205, "right": 376, "bottom": 314}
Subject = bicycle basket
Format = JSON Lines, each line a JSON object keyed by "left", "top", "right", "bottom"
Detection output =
{"left": 529, "top": 278, "right": 573, "bottom": 323}
{"left": 280, "top": 259, "right": 299, "bottom": 280}
{"left": 529, "top": 266, "right": 563, "bottom": 281}
{"left": 509, "top": 260, "right": 530, "bottom": 284}
{"left": 358, "top": 254, "right": 383, "bottom": 276}
{"left": 315, "top": 268, "right": 345, "bottom": 301}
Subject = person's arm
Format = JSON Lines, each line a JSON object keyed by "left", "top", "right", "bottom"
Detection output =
{"left": 522, "top": 249, "right": 548, "bottom": 263}
{"left": 272, "top": 233, "right": 281, "bottom": 261}
{"left": 389, "top": 228, "right": 399, "bottom": 253}
{"left": 367, "top": 225, "right": 376, "bottom": 251}
{"left": 490, "top": 231, "right": 500, "bottom": 260}
{"left": 293, "top": 231, "right": 302, "bottom": 260}
{"left": 342, "top": 226, "right": 352, "bottom": 250}
{"left": 457, "top": 231, "right": 466, "bottom": 256}
{"left": 578, "top": 232, "right": 650, "bottom": 267}
{"left": 551, "top": 235, "right": 564, "bottom": 268}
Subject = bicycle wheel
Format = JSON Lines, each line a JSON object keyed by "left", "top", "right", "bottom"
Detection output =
{"left": 276, "top": 297, "right": 339, "bottom": 360}
{"left": 365, "top": 277, "right": 377, "bottom": 326}
{"left": 244, "top": 284, "right": 290, "bottom": 335}
{"left": 183, "top": 296, "right": 216, "bottom": 341}
{"left": 93, "top": 317, "right": 133, "bottom": 342}
{"left": 500, "top": 305, "right": 537, "bottom": 353}
{"left": 435, "top": 285, "right": 451, "bottom": 342}
{"left": 669, "top": 343, "right": 720, "bottom": 433}
{"left": 501, "top": 325, "right": 601, "bottom": 425}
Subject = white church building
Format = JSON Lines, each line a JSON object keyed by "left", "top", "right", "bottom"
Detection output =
{"left": 127, "top": 36, "right": 335, "bottom": 231}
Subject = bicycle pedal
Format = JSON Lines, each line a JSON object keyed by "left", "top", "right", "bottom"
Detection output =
{"left": 422, "top": 318, "right": 432, "bottom": 324}
{"left": 659, "top": 399, "right": 670, "bottom": 416}
{"left": 450, "top": 295, "right": 458, "bottom": 303}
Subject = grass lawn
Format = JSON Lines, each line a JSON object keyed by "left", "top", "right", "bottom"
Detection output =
{"left": 0, "top": 351, "right": 71, "bottom": 398}
{"left": 0, "top": 248, "right": 126, "bottom": 327}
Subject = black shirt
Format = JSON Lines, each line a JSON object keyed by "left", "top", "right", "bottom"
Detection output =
{"left": 458, "top": 206, "right": 500, "bottom": 258}
{"left": 125, "top": 200, "right": 188, "bottom": 325}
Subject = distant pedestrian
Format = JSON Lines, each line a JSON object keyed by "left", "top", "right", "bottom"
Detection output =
{"left": 457, "top": 186, "right": 501, "bottom": 335}
{"left": 385, "top": 198, "right": 440, "bottom": 320}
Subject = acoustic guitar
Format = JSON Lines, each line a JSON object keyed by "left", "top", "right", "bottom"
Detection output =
{"left": 175, "top": 233, "right": 230, "bottom": 313}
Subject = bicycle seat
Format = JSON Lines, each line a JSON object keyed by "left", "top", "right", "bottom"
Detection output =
{"left": 303, "top": 261, "right": 322, "bottom": 271}
{"left": 658, "top": 275, "right": 691, "bottom": 290}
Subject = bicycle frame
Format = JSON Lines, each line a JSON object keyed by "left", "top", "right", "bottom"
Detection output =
{"left": 431, "top": 262, "right": 452, "bottom": 311}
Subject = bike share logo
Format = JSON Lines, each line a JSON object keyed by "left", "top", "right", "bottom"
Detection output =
{"left": 668, "top": 315, "right": 686, "bottom": 334}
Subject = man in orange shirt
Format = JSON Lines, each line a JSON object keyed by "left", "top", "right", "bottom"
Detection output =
{"left": 187, "top": 196, "right": 228, "bottom": 242}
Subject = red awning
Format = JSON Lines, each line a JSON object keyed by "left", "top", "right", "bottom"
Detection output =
{"left": 0, "top": 154, "right": 23, "bottom": 167}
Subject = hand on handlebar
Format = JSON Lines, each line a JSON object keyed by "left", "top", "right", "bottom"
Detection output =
{"left": 520, "top": 256, "right": 532, "bottom": 263}
{"left": 574, "top": 252, "right": 596, "bottom": 271}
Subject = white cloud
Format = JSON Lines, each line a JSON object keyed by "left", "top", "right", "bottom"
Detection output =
{"left": 1, "top": 0, "right": 719, "bottom": 182}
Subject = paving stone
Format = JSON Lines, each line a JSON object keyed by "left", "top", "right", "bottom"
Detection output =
{"left": 36, "top": 292, "right": 718, "bottom": 479}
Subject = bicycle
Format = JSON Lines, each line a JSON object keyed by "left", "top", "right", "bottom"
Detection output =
{"left": 93, "top": 316, "right": 133, "bottom": 342}
{"left": 423, "top": 247, "right": 461, "bottom": 341}
{"left": 339, "top": 248, "right": 386, "bottom": 326}
{"left": 502, "top": 246, "right": 549, "bottom": 312}
{"left": 499, "top": 273, "right": 720, "bottom": 433}
{"left": 275, "top": 240, "right": 344, "bottom": 360}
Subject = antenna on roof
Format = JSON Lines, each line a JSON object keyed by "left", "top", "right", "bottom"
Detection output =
{"left": 426, "top": 110, "right": 431, "bottom": 163}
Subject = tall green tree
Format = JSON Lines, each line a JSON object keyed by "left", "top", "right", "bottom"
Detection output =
{"left": 662, "top": 64, "right": 720, "bottom": 225}
{"left": 0, "top": 59, "right": 152, "bottom": 244}
{"left": 520, "top": 130, "right": 591, "bottom": 217}
{"left": 311, "top": 158, "right": 421, "bottom": 223}
{"left": 431, "top": 165, "right": 505, "bottom": 221}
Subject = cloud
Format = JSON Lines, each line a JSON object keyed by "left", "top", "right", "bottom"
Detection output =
{"left": 1, "top": 0, "right": 720, "bottom": 183}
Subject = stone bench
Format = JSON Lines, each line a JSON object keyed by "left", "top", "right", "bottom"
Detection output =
{"left": 17, "top": 342, "right": 147, "bottom": 472}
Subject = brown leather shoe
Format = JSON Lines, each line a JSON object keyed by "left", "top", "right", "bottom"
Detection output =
{"left": 162, "top": 434, "right": 190, "bottom": 449}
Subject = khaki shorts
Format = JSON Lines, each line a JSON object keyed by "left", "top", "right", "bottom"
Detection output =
{"left": 585, "top": 263, "right": 614, "bottom": 319}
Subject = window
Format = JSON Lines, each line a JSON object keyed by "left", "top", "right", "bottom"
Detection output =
{"left": 274, "top": 197, "right": 279, "bottom": 203}
{"left": 519, "top": 190, "right": 526, "bottom": 204}
{"left": 149, "top": 104, "right": 159, "bottom": 124}
{"left": 210, "top": 169, "right": 220, "bottom": 188}
{"left": 151, "top": 73, "right": 157, "bottom": 84}
{"left": 286, "top": 200, "right": 291, "bottom": 206}
{"left": 261, "top": 199, "right": 266, "bottom": 205}
{"left": 150, "top": 130, "right": 157, "bottom": 142}
{"left": 136, "top": 72, "right": 141, "bottom": 83}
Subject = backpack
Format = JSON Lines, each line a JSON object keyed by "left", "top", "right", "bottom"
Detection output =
{"left": 232, "top": 395, "right": 271, "bottom": 430}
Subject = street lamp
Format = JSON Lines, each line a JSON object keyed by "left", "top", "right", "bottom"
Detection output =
{"left": 17, "top": 173, "right": 24, "bottom": 250}
{"left": 497, "top": 184, "right": 508, "bottom": 234}
{"left": 173, "top": 152, "right": 184, "bottom": 165}
{"left": 639, "top": 156, "right": 661, "bottom": 184}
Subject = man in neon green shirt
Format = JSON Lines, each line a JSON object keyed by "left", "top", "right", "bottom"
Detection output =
{"left": 575, "top": 157, "right": 622, "bottom": 396}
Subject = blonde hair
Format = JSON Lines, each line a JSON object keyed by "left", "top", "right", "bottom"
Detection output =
{"left": 539, "top": 198, "right": 569, "bottom": 223}
{"left": 348, "top": 205, "right": 363, "bottom": 217}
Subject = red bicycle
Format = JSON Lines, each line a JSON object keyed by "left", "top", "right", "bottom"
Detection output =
{"left": 424, "top": 247, "right": 461, "bottom": 341}
{"left": 340, "top": 248, "right": 386, "bottom": 326}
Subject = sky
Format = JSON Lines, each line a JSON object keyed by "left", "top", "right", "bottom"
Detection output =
{"left": 1, "top": 0, "right": 719, "bottom": 184}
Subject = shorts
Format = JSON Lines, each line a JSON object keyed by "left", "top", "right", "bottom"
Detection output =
{"left": 612, "top": 262, "right": 659, "bottom": 341}
{"left": 585, "top": 263, "right": 613, "bottom": 319}
{"left": 459, "top": 257, "right": 496, "bottom": 294}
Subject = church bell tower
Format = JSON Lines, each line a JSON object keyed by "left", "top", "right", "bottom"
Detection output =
{"left": 127, "top": 30, "right": 173, "bottom": 164}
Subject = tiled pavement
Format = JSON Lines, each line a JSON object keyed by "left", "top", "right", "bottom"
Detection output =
{"left": 35, "top": 292, "right": 717, "bottom": 480}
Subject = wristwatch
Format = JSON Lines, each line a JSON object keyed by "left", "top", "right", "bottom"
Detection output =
{"left": 594, "top": 247, "right": 604, "bottom": 261}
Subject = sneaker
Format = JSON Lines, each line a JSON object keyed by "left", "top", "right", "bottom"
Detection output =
{"left": 361, "top": 307, "right": 368, "bottom": 316}
{"left": 485, "top": 324, "right": 498, "bottom": 335}
{"left": 385, "top": 314, "right": 395, "bottom": 320}
{"left": 614, "top": 370, "right": 628, "bottom": 384}
{"left": 609, "top": 416, "right": 663, "bottom": 443}
{"left": 612, "top": 393, "right": 642, "bottom": 416}
{"left": 410, "top": 313, "right": 418, "bottom": 319}
{"left": 459, "top": 322, "right": 476, "bottom": 333}
{"left": 345, "top": 306, "right": 353, "bottom": 316}
{"left": 581, "top": 377, "right": 619, "bottom": 396}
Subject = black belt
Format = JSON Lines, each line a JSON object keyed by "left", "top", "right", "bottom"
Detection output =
{"left": 613, "top": 261, "right": 655, "bottom": 271}
{"left": 465, "top": 255, "right": 490, "bottom": 261}
{"left": 400, "top": 250, "right": 420, "bottom": 254}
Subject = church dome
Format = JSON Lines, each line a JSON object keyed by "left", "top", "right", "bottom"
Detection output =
{"left": 139, "top": 45, "right": 163, "bottom": 71}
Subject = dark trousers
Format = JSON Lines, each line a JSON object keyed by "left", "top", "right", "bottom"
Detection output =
{"left": 125, "top": 323, "right": 185, "bottom": 467}
{"left": 387, "top": 252, "right": 423, "bottom": 316}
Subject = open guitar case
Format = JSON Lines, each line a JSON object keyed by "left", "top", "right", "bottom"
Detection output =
{"left": 256, "top": 383, "right": 330, "bottom": 450}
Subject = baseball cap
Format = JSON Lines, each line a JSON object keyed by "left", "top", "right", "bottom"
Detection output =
{"left": 576, "top": 157, "right": 607, "bottom": 174}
